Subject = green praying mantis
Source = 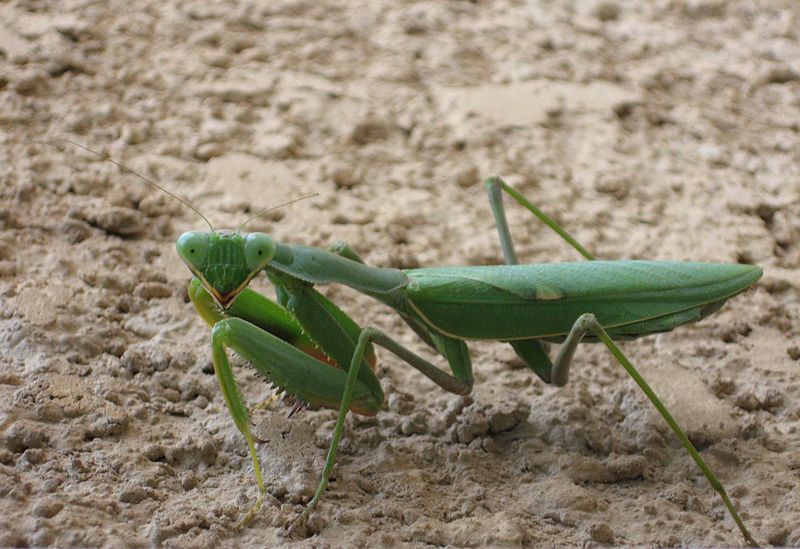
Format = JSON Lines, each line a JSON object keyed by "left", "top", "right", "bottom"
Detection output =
{"left": 68, "top": 140, "right": 761, "bottom": 545}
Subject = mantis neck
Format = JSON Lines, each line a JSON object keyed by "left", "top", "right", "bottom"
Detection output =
{"left": 268, "top": 242, "right": 410, "bottom": 301}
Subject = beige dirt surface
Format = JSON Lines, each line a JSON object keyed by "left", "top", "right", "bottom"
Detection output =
{"left": 1, "top": 1, "right": 799, "bottom": 547}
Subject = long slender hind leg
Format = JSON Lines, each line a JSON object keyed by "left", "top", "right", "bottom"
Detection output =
{"left": 486, "top": 178, "right": 755, "bottom": 544}
{"left": 552, "top": 313, "right": 756, "bottom": 545}
{"left": 485, "top": 176, "right": 589, "bottom": 383}
{"left": 484, "top": 176, "right": 596, "bottom": 261}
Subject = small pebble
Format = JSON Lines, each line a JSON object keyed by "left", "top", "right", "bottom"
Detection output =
{"left": 22, "top": 448, "right": 44, "bottom": 464}
{"left": 400, "top": 414, "right": 426, "bottom": 436}
{"left": 33, "top": 497, "right": 63, "bottom": 518}
{"left": 331, "top": 165, "right": 363, "bottom": 189}
{"left": 194, "top": 142, "right": 224, "bottom": 161}
{"left": 4, "top": 421, "right": 48, "bottom": 453}
{"left": 764, "top": 66, "right": 800, "bottom": 85}
{"left": 306, "top": 513, "right": 327, "bottom": 535}
{"left": 12, "top": 70, "right": 48, "bottom": 95}
{"left": 253, "top": 134, "right": 296, "bottom": 158}
{"left": 589, "top": 522, "right": 614, "bottom": 544}
{"left": 118, "top": 484, "right": 149, "bottom": 504}
{"left": 455, "top": 165, "right": 480, "bottom": 188}
{"left": 134, "top": 282, "right": 173, "bottom": 300}
{"left": 86, "top": 207, "right": 144, "bottom": 237}
{"left": 594, "top": 1, "right": 620, "bottom": 21}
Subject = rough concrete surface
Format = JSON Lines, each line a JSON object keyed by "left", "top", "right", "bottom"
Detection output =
{"left": 0, "top": 0, "right": 799, "bottom": 547}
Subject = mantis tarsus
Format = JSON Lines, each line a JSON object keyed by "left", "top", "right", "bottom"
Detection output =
{"left": 69, "top": 140, "right": 761, "bottom": 545}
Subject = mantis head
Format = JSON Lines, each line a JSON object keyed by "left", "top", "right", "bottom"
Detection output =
{"left": 54, "top": 140, "right": 313, "bottom": 308}
{"left": 176, "top": 230, "right": 276, "bottom": 308}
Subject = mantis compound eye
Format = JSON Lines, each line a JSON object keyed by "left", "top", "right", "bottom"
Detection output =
{"left": 176, "top": 231, "right": 211, "bottom": 271}
{"left": 244, "top": 233, "right": 276, "bottom": 272}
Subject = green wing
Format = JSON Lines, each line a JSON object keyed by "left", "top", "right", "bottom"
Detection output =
{"left": 403, "top": 261, "right": 761, "bottom": 340}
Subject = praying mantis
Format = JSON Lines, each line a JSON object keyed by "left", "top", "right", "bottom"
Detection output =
{"left": 68, "top": 141, "right": 761, "bottom": 544}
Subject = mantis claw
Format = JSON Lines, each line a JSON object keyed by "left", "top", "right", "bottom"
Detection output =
{"left": 286, "top": 506, "right": 326, "bottom": 539}
{"left": 250, "top": 431, "right": 269, "bottom": 444}
{"left": 235, "top": 491, "right": 265, "bottom": 529}
{"left": 286, "top": 510, "right": 310, "bottom": 539}
{"left": 235, "top": 489, "right": 282, "bottom": 529}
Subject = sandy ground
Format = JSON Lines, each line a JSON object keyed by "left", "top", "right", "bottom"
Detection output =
{"left": 1, "top": 0, "right": 799, "bottom": 547}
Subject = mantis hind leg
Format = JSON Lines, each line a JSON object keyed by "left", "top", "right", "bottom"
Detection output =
{"left": 485, "top": 178, "right": 755, "bottom": 544}
{"left": 485, "top": 176, "right": 596, "bottom": 384}
{"left": 550, "top": 313, "right": 756, "bottom": 545}
{"left": 484, "top": 176, "right": 596, "bottom": 261}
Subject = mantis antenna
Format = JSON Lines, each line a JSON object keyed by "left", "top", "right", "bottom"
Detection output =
{"left": 236, "top": 192, "right": 319, "bottom": 233}
{"left": 57, "top": 138, "right": 215, "bottom": 232}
